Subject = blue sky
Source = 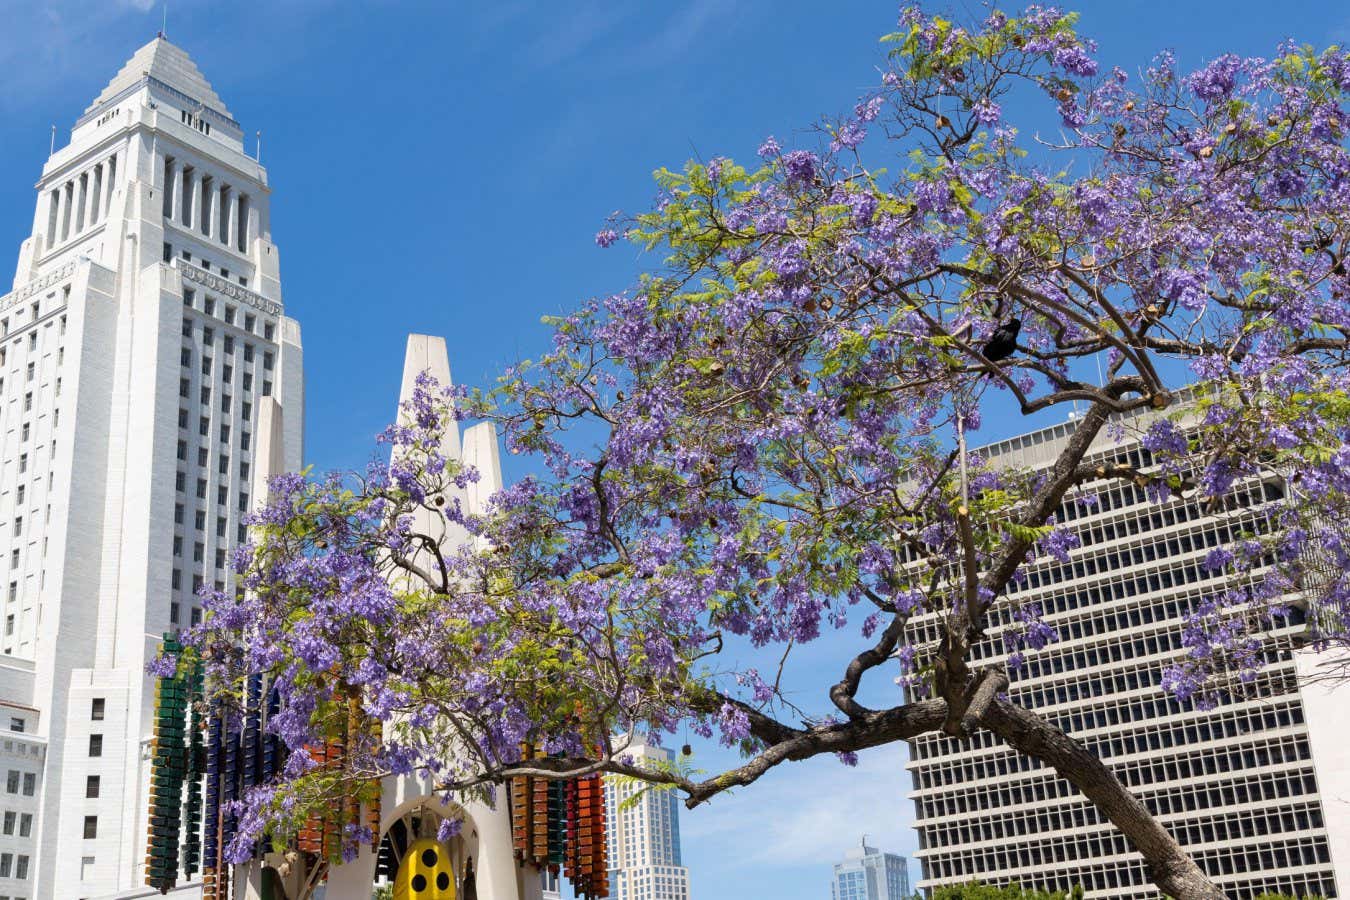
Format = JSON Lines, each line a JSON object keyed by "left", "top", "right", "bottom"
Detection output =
{"left": 1, "top": 2, "right": 1348, "bottom": 898}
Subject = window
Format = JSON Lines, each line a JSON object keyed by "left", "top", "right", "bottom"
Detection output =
{"left": 162, "top": 242, "right": 172, "bottom": 263}
{"left": 243, "top": 344, "right": 254, "bottom": 362}
{"left": 264, "top": 322, "right": 275, "bottom": 341}
{"left": 16, "top": 455, "right": 24, "bottom": 474}
{"left": 86, "top": 775, "right": 99, "bottom": 798}
{"left": 4, "top": 771, "right": 16, "bottom": 793}
{"left": 1, "top": 853, "right": 11, "bottom": 877}
{"left": 7, "top": 719, "right": 21, "bottom": 734}
{"left": 21, "top": 774, "right": 33, "bottom": 797}
{"left": 182, "top": 319, "right": 193, "bottom": 338}
{"left": 245, "top": 313, "right": 256, "bottom": 332}
{"left": 91, "top": 698, "right": 104, "bottom": 720}
{"left": 19, "top": 813, "right": 30, "bottom": 837}
{"left": 16, "top": 854, "right": 27, "bottom": 879}
{"left": 88, "top": 734, "right": 102, "bottom": 757}
{"left": 25, "top": 363, "right": 33, "bottom": 382}
{"left": 21, "top": 393, "right": 30, "bottom": 412}
{"left": 83, "top": 816, "right": 97, "bottom": 839}
{"left": 263, "top": 351, "right": 274, "bottom": 370}
{"left": 203, "top": 327, "right": 214, "bottom": 347}
{"left": 204, "top": 297, "right": 215, "bottom": 315}
{"left": 181, "top": 347, "right": 191, "bottom": 367}
{"left": 2, "top": 812, "right": 12, "bottom": 835}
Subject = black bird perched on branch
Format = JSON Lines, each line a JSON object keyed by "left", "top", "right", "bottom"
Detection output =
{"left": 980, "top": 317, "right": 1021, "bottom": 376}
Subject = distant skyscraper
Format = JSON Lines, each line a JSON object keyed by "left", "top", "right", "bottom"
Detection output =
{"left": 904, "top": 409, "right": 1348, "bottom": 898}
{"left": 604, "top": 741, "right": 691, "bottom": 900}
{"left": 0, "top": 33, "right": 302, "bottom": 897}
{"left": 832, "top": 838, "right": 910, "bottom": 900}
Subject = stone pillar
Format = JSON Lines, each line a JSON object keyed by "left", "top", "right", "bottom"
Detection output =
{"left": 87, "top": 165, "right": 101, "bottom": 226}
{"left": 188, "top": 170, "right": 201, "bottom": 230}
{"left": 103, "top": 155, "right": 116, "bottom": 219}
{"left": 59, "top": 181, "right": 72, "bottom": 243}
{"left": 52, "top": 186, "right": 65, "bottom": 248}
{"left": 169, "top": 160, "right": 183, "bottom": 224}
{"left": 73, "top": 172, "right": 88, "bottom": 235}
{"left": 209, "top": 180, "right": 222, "bottom": 242}
{"left": 225, "top": 186, "right": 238, "bottom": 249}
{"left": 200, "top": 178, "right": 214, "bottom": 238}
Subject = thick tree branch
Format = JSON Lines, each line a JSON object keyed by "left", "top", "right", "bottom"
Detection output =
{"left": 980, "top": 699, "right": 1224, "bottom": 900}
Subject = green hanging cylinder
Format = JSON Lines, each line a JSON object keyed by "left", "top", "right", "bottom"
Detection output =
{"left": 145, "top": 635, "right": 188, "bottom": 892}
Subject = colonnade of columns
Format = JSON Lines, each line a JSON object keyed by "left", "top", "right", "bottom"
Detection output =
{"left": 162, "top": 157, "right": 251, "bottom": 253}
{"left": 45, "top": 153, "right": 118, "bottom": 251}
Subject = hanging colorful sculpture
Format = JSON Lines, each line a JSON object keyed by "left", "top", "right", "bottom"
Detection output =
{"left": 509, "top": 747, "right": 610, "bottom": 899}
{"left": 145, "top": 635, "right": 188, "bottom": 892}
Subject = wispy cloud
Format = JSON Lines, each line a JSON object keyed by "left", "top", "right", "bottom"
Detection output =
{"left": 681, "top": 745, "right": 917, "bottom": 873}
{"left": 620, "top": 0, "right": 736, "bottom": 68}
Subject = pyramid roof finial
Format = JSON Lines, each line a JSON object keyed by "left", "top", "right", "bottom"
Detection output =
{"left": 85, "top": 35, "right": 232, "bottom": 121}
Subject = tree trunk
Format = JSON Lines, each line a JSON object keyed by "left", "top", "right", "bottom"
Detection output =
{"left": 980, "top": 698, "right": 1224, "bottom": 900}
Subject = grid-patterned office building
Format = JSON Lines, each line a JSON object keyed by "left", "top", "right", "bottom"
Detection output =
{"left": 0, "top": 35, "right": 303, "bottom": 897}
{"left": 905, "top": 408, "right": 1349, "bottom": 898}
{"left": 832, "top": 838, "right": 910, "bottom": 900}
{"left": 604, "top": 741, "right": 691, "bottom": 900}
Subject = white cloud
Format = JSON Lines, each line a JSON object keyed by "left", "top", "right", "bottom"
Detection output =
{"left": 681, "top": 743, "right": 918, "bottom": 871}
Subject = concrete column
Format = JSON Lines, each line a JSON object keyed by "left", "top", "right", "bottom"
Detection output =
{"left": 88, "top": 165, "right": 103, "bottom": 225}
{"left": 102, "top": 155, "right": 116, "bottom": 219}
{"left": 169, "top": 161, "right": 183, "bottom": 224}
{"left": 200, "top": 178, "right": 214, "bottom": 238}
{"left": 238, "top": 194, "right": 250, "bottom": 252}
{"left": 45, "top": 190, "right": 59, "bottom": 252}
{"left": 209, "top": 180, "right": 222, "bottom": 238}
{"left": 73, "top": 172, "right": 88, "bottom": 235}
{"left": 59, "top": 182, "right": 72, "bottom": 242}
{"left": 225, "top": 186, "right": 238, "bottom": 249}
{"left": 187, "top": 170, "right": 201, "bottom": 230}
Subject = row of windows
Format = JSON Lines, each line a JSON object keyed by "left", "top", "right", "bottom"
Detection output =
{"left": 914, "top": 709, "right": 1313, "bottom": 793}
{"left": 922, "top": 791, "right": 1324, "bottom": 857}
{"left": 924, "top": 826, "right": 1332, "bottom": 884}
{"left": 914, "top": 675, "right": 1299, "bottom": 763}
{"left": 183, "top": 288, "right": 273, "bottom": 338}
{"left": 917, "top": 761, "right": 1319, "bottom": 826}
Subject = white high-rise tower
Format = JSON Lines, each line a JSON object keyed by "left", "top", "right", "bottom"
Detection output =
{"left": 603, "top": 741, "right": 690, "bottom": 900}
{"left": 0, "top": 36, "right": 303, "bottom": 898}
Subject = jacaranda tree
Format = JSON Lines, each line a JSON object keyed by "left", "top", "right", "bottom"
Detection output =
{"left": 173, "top": 7, "right": 1350, "bottom": 898}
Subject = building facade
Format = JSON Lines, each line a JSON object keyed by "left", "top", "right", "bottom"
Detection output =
{"left": 831, "top": 839, "right": 909, "bottom": 900}
{"left": 604, "top": 741, "right": 691, "bottom": 900}
{"left": 904, "top": 408, "right": 1347, "bottom": 898}
{"left": 0, "top": 36, "right": 302, "bottom": 898}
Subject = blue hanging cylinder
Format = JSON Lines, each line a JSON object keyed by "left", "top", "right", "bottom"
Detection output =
{"left": 202, "top": 703, "right": 222, "bottom": 870}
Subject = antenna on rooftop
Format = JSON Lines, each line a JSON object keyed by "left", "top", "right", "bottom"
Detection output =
{"left": 255, "top": 130, "right": 263, "bottom": 164}
{"left": 49, "top": 125, "right": 55, "bottom": 156}
{"left": 161, "top": 2, "right": 168, "bottom": 39}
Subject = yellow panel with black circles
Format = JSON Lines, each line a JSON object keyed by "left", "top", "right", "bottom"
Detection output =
{"left": 393, "top": 836, "right": 456, "bottom": 900}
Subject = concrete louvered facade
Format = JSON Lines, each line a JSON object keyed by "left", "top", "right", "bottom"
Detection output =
{"left": 904, "top": 409, "right": 1349, "bottom": 898}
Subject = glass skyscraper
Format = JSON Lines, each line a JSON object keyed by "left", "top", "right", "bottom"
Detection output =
{"left": 832, "top": 838, "right": 910, "bottom": 900}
